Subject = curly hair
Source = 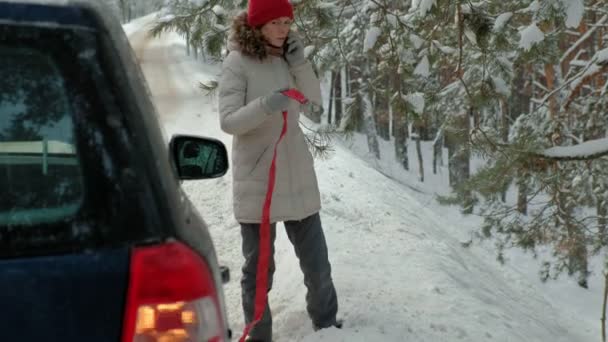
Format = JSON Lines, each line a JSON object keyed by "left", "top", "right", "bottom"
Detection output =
{"left": 229, "top": 12, "right": 269, "bottom": 60}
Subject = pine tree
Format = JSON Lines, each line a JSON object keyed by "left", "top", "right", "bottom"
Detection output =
{"left": 150, "top": 0, "right": 239, "bottom": 61}
{"left": 441, "top": 0, "right": 608, "bottom": 288}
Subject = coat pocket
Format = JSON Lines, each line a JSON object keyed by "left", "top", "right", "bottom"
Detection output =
{"left": 247, "top": 144, "right": 271, "bottom": 176}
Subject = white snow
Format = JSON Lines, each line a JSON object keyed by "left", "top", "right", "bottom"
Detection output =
{"left": 414, "top": 55, "right": 430, "bottom": 77}
{"left": 493, "top": 12, "right": 513, "bottom": 32}
{"left": 122, "top": 12, "right": 158, "bottom": 36}
{"left": 411, "top": 0, "right": 436, "bottom": 17}
{"left": 542, "top": 137, "right": 608, "bottom": 159}
{"left": 317, "top": 1, "right": 336, "bottom": 10}
{"left": 387, "top": 13, "right": 398, "bottom": 28}
{"left": 491, "top": 76, "right": 511, "bottom": 97}
{"left": 404, "top": 92, "right": 425, "bottom": 114}
{"left": 125, "top": 18, "right": 601, "bottom": 342}
{"left": 409, "top": 33, "right": 424, "bottom": 49}
{"left": 570, "top": 59, "right": 589, "bottom": 67}
{"left": 561, "top": 0, "right": 584, "bottom": 29}
{"left": 598, "top": 47, "right": 608, "bottom": 64}
{"left": 519, "top": 23, "right": 545, "bottom": 51}
{"left": 303, "top": 45, "right": 315, "bottom": 59}
{"left": 525, "top": 0, "right": 540, "bottom": 13}
{"left": 212, "top": 5, "right": 226, "bottom": 17}
{"left": 363, "top": 26, "right": 381, "bottom": 52}
{"left": 432, "top": 41, "right": 457, "bottom": 55}
{"left": 464, "top": 27, "right": 478, "bottom": 45}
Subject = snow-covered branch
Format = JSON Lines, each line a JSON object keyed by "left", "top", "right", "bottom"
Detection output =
{"left": 564, "top": 47, "right": 608, "bottom": 108}
{"left": 538, "top": 137, "right": 608, "bottom": 161}
{"left": 559, "top": 15, "right": 608, "bottom": 66}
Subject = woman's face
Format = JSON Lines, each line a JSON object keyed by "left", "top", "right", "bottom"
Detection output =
{"left": 260, "top": 17, "right": 293, "bottom": 47}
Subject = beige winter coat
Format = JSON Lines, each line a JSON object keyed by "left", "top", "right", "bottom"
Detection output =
{"left": 218, "top": 14, "right": 322, "bottom": 224}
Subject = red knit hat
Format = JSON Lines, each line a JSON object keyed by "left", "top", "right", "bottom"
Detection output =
{"left": 247, "top": 0, "right": 294, "bottom": 27}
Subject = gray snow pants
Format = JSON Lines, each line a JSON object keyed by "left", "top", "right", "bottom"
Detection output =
{"left": 240, "top": 212, "right": 338, "bottom": 341}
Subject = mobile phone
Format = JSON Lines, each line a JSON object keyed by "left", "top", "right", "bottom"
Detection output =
{"left": 283, "top": 37, "right": 290, "bottom": 56}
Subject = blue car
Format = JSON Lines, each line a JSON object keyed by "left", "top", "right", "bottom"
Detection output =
{"left": 0, "top": 1, "right": 232, "bottom": 341}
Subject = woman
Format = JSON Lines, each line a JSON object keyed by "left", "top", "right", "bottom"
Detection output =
{"left": 218, "top": 0, "right": 341, "bottom": 341}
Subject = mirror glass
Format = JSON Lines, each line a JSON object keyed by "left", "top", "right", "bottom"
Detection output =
{"left": 173, "top": 136, "right": 228, "bottom": 180}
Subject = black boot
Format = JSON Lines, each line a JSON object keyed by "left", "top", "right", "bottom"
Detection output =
{"left": 244, "top": 337, "right": 270, "bottom": 342}
{"left": 313, "top": 319, "right": 343, "bottom": 331}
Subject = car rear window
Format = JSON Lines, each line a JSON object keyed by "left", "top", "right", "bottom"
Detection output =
{"left": 0, "top": 14, "right": 162, "bottom": 257}
{"left": 0, "top": 47, "right": 84, "bottom": 226}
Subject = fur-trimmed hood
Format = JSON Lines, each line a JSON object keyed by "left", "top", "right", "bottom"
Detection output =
{"left": 228, "top": 12, "right": 269, "bottom": 60}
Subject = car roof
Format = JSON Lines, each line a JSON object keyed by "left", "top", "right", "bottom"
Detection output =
{"left": 0, "top": 0, "right": 111, "bottom": 9}
{"left": 0, "top": 0, "right": 120, "bottom": 23}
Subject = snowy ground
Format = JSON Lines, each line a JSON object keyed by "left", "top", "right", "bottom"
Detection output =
{"left": 126, "top": 18, "right": 600, "bottom": 342}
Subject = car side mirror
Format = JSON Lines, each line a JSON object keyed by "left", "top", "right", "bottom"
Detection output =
{"left": 171, "top": 135, "right": 229, "bottom": 180}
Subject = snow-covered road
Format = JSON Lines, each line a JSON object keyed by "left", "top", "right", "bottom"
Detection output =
{"left": 126, "top": 15, "right": 595, "bottom": 342}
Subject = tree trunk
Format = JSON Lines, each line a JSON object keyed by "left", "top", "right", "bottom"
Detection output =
{"left": 544, "top": 64, "right": 558, "bottom": 119}
{"left": 599, "top": 197, "right": 607, "bottom": 244}
{"left": 415, "top": 133, "right": 424, "bottom": 182}
{"left": 392, "top": 76, "right": 408, "bottom": 170}
{"left": 517, "top": 173, "right": 528, "bottom": 215}
{"left": 335, "top": 69, "right": 343, "bottom": 127}
{"left": 361, "top": 56, "right": 381, "bottom": 159}
{"left": 447, "top": 111, "right": 472, "bottom": 213}
{"left": 432, "top": 129, "right": 443, "bottom": 174}
{"left": 500, "top": 98, "right": 509, "bottom": 202}
{"left": 328, "top": 71, "right": 335, "bottom": 125}
{"left": 338, "top": 67, "right": 347, "bottom": 127}
{"left": 513, "top": 64, "right": 531, "bottom": 214}
{"left": 186, "top": 31, "right": 191, "bottom": 56}
{"left": 556, "top": 181, "right": 589, "bottom": 288}
{"left": 348, "top": 65, "right": 364, "bottom": 133}
{"left": 345, "top": 66, "right": 351, "bottom": 105}
{"left": 511, "top": 65, "right": 531, "bottom": 117}
{"left": 571, "top": 225, "right": 589, "bottom": 289}
{"left": 394, "top": 111, "right": 408, "bottom": 170}
{"left": 375, "top": 95, "right": 390, "bottom": 141}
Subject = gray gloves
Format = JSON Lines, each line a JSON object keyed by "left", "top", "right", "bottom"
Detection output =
{"left": 284, "top": 32, "right": 306, "bottom": 67}
{"left": 261, "top": 90, "right": 291, "bottom": 113}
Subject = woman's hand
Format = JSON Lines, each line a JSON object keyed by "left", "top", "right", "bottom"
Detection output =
{"left": 261, "top": 90, "right": 291, "bottom": 113}
{"left": 284, "top": 32, "right": 306, "bottom": 67}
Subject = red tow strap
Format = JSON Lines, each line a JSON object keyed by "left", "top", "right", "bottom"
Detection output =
{"left": 239, "top": 89, "right": 308, "bottom": 342}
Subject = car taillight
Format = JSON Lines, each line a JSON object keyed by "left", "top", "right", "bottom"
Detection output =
{"left": 122, "top": 242, "right": 225, "bottom": 342}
